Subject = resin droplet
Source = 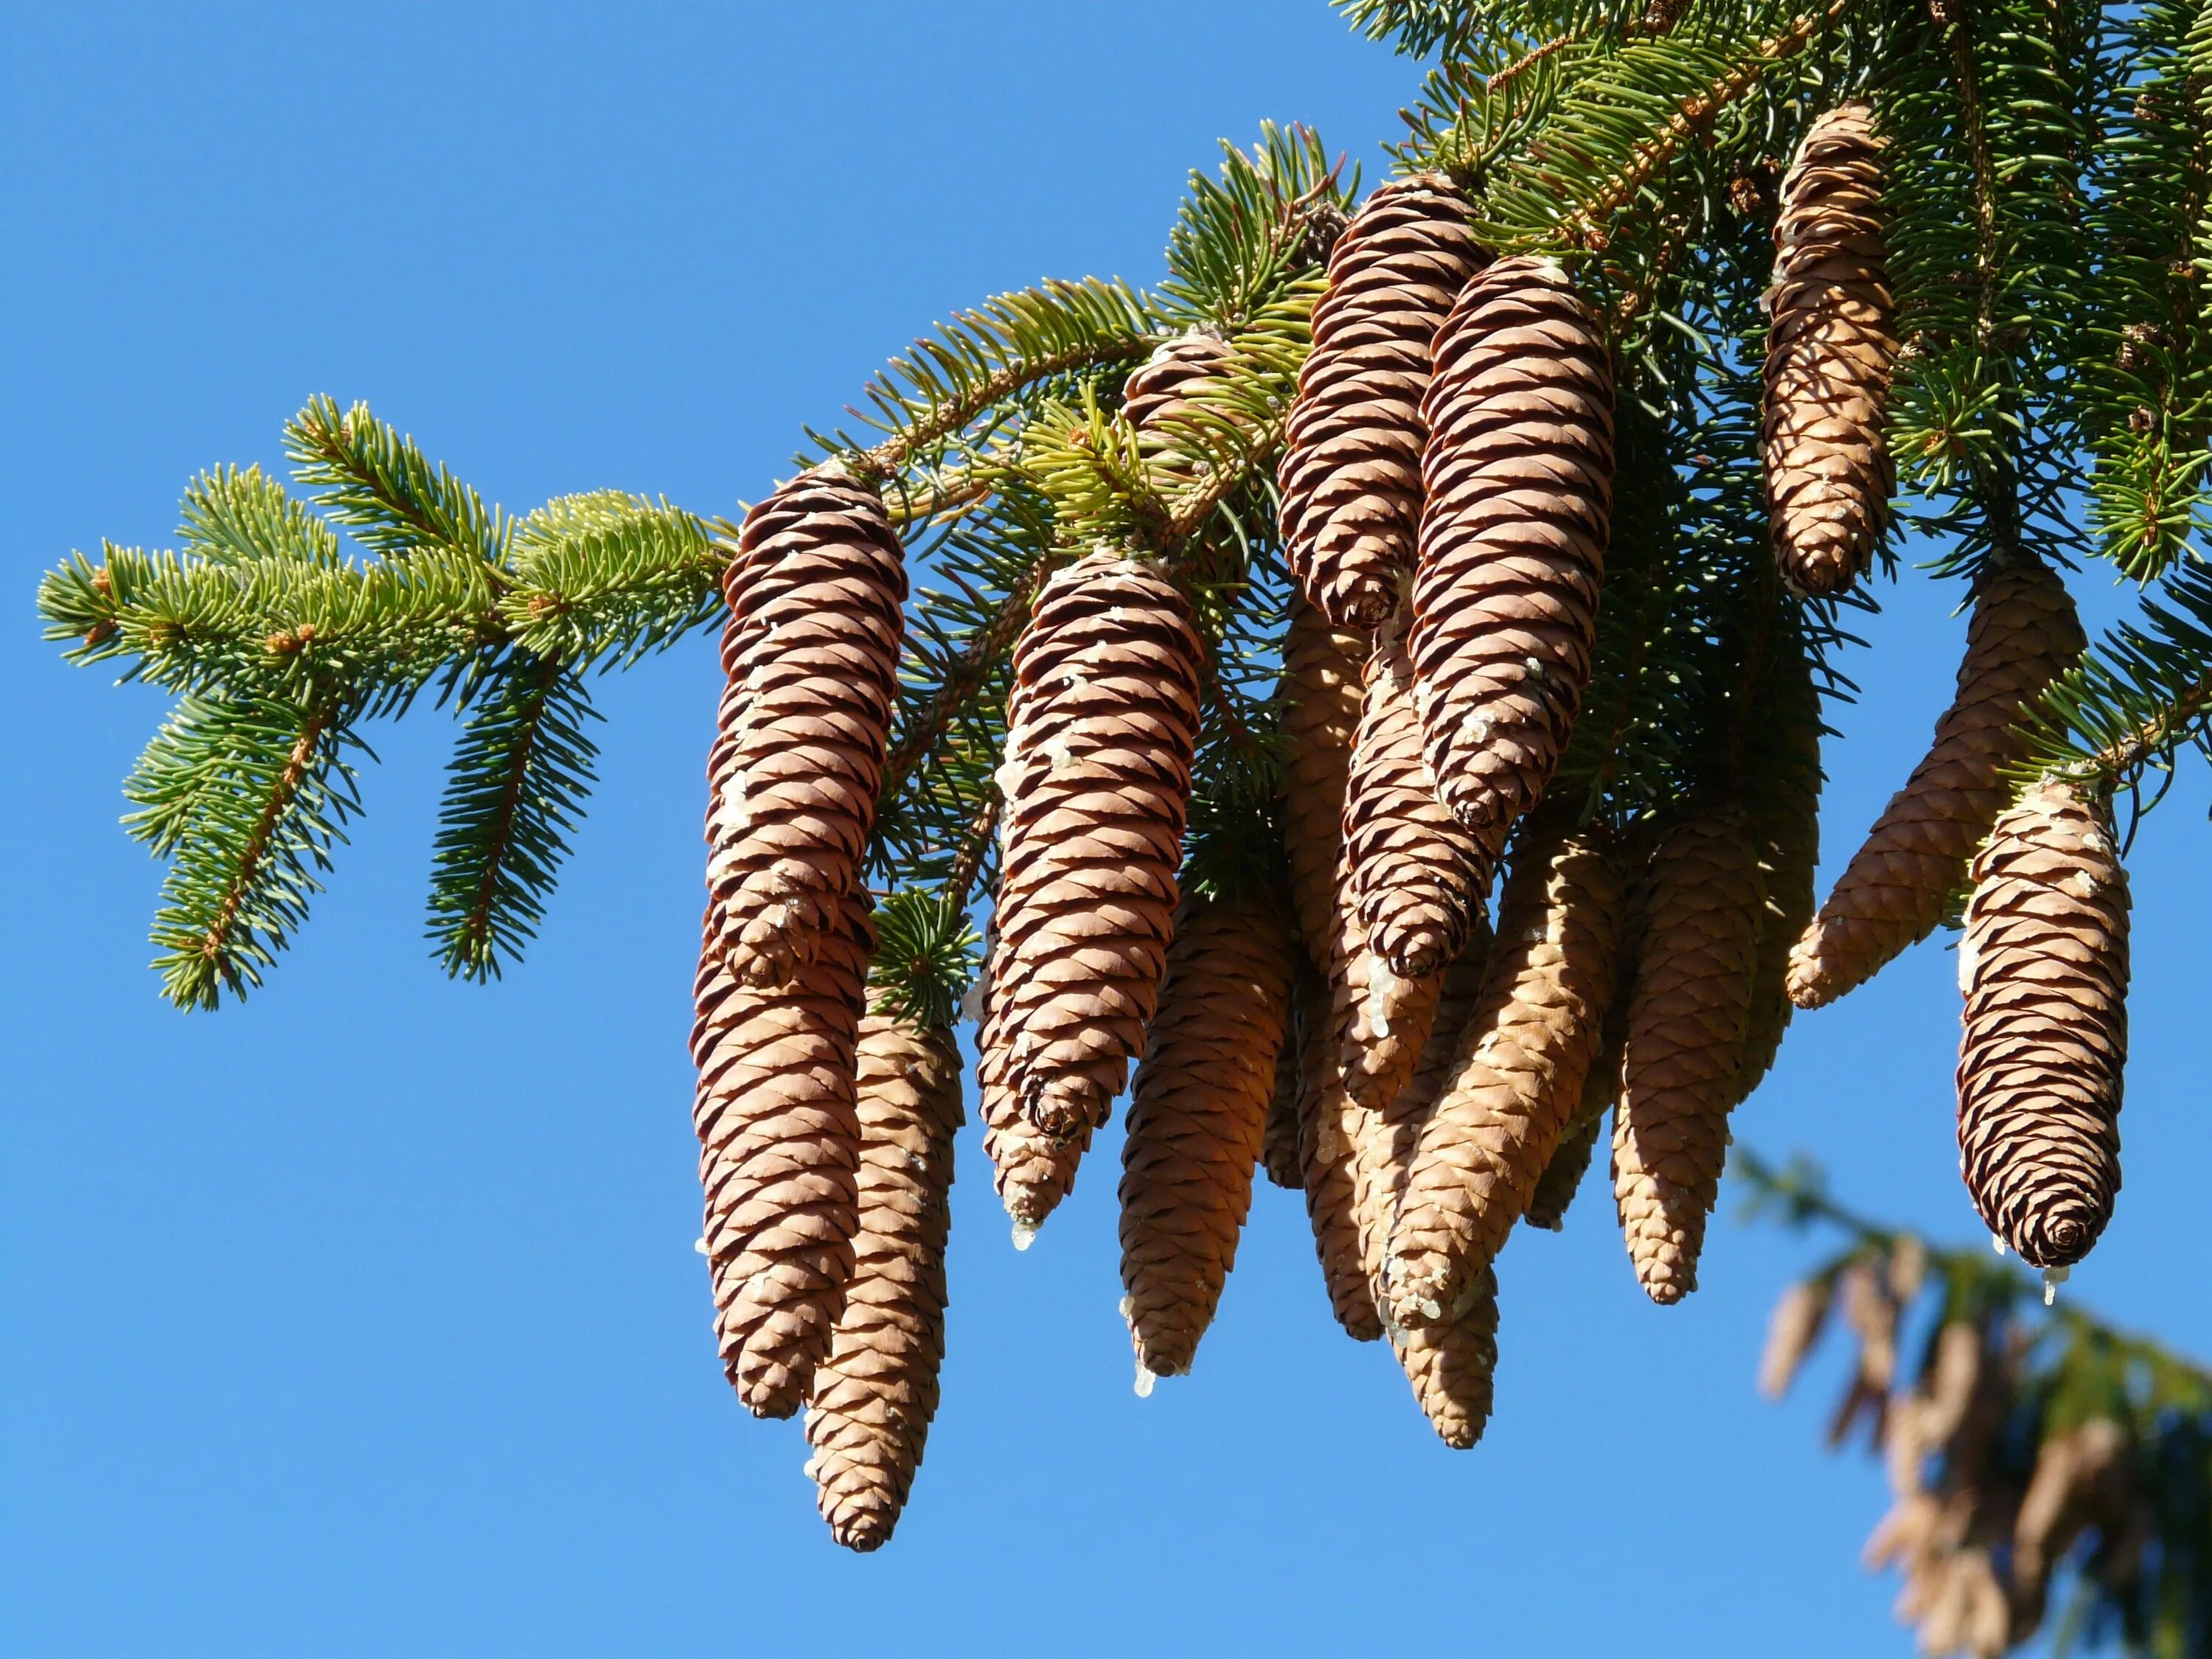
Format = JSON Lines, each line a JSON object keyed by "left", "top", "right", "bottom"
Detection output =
{"left": 1011, "top": 1220, "right": 1038, "bottom": 1252}
{"left": 692, "top": 1237, "right": 709, "bottom": 1256}
{"left": 1133, "top": 1363, "right": 1157, "bottom": 1399}
{"left": 2042, "top": 1265, "right": 2070, "bottom": 1306}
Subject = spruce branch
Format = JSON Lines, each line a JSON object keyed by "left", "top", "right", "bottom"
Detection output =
{"left": 285, "top": 396, "right": 509, "bottom": 567}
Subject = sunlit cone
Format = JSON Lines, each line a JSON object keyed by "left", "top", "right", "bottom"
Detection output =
{"left": 1384, "top": 818, "right": 1621, "bottom": 1328}
{"left": 1612, "top": 804, "right": 1761, "bottom": 1304}
{"left": 1956, "top": 779, "right": 2129, "bottom": 1270}
{"left": 1790, "top": 559, "right": 2084, "bottom": 1009}
{"left": 1262, "top": 964, "right": 1325, "bottom": 1191}
{"left": 1119, "top": 891, "right": 1298, "bottom": 1377}
{"left": 1737, "top": 639, "right": 1824, "bottom": 1099}
{"left": 1757, "top": 1278, "right": 1834, "bottom": 1399}
{"left": 1520, "top": 1029, "right": 1619, "bottom": 1234}
{"left": 1294, "top": 977, "right": 1382, "bottom": 1343}
{"left": 985, "top": 551, "right": 1203, "bottom": 1140}
{"left": 1279, "top": 594, "right": 1368, "bottom": 958}
{"left": 804, "top": 1009, "right": 962, "bottom": 1553}
{"left": 1122, "top": 330, "right": 1234, "bottom": 473}
{"left": 1763, "top": 101, "right": 1898, "bottom": 599}
{"left": 1281, "top": 172, "right": 1489, "bottom": 627}
{"left": 709, "top": 468, "right": 906, "bottom": 988}
{"left": 1394, "top": 1263, "right": 1502, "bottom": 1450}
{"left": 1412, "top": 255, "right": 1614, "bottom": 851}
{"left": 692, "top": 889, "right": 874, "bottom": 1418}
{"left": 1346, "top": 606, "right": 1501, "bottom": 978}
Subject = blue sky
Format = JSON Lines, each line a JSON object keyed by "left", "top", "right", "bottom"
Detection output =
{"left": 4, "top": 6, "right": 2206, "bottom": 1656}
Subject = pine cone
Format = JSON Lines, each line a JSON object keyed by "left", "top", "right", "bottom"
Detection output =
{"left": 1611, "top": 805, "right": 1762, "bottom": 1305}
{"left": 691, "top": 888, "right": 874, "bottom": 1418}
{"left": 985, "top": 551, "right": 1203, "bottom": 1139}
{"left": 1738, "top": 640, "right": 1824, "bottom": 1096}
{"left": 1392, "top": 1264, "right": 1501, "bottom": 1450}
{"left": 1279, "top": 594, "right": 1368, "bottom": 958}
{"left": 803, "top": 1009, "right": 961, "bottom": 1552}
{"left": 1280, "top": 172, "right": 1489, "bottom": 627}
{"left": 1346, "top": 607, "right": 1502, "bottom": 978}
{"left": 1294, "top": 998, "right": 1383, "bottom": 1343}
{"left": 1119, "top": 891, "right": 1298, "bottom": 1378}
{"left": 1790, "top": 559, "right": 2084, "bottom": 1009}
{"left": 708, "top": 468, "right": 905, "bottom": 987}
{"left": 1122, "top": 330, "right": 1234, "bottom": 465}
{"left": 1412, "top": 256, "right": 1614, "bottom": 851}
{"left": 1957, "top": 779, "right": 2129, "bottom": 1270}
{"left": 1260, "top": 964, "right": 1323, "bottom": 1191}
{"left": 980, "top": 1068, "right": 1091, "bottom": 1241}
{"left": 1757, "top": 1278, "right": 1834, "bottom": 1399}
{"left": 1520, "top": 1037, "right": 1617, "bottom": 1234}
{"left": 1763, "top": 101, "right": 1898, "bottom": 599}
{"left": 1383, "top": 820, "right": 1621, "bottom": 1328}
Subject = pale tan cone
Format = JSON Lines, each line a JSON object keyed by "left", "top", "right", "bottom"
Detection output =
{"left": 1384, "top": 819, "right": 1621, "bottom": 1329}
{"left": 1397, "top": 1265, "right": 1502, "bottom": 1450}
{"left": 1346, "top": 605, "right": 1503, "bottom": 978}
{"left": 1279, "top": 594, "right": 1368, "bottom": 959}
{"left": 1260, "top": 964, "right": 1322, "bottom": 1191}
{"left": 983, "top": 551, "right": 1203, "bottom": 1143}
{"left": 1790, "top": 558, "right": 2084, "bottom": 1009}
{"left": 692, "top": 888, "right": 874, "bottom": 1418}
{"left": 1519, "top": 1028, "right": 1619, "bottom": 1234}
{"left": 1411, "top": 255, "right": 1615, "bottom": 852}
{"left": 1956, "top": 779, "right": 2129, "bottom": 1269}
{"left": 1280, "top": 172, "right": 1490, "bottom": 628}
{"left": 709, "top": 469, "right": 906, "bottom": 988}
{"left": 803, "top": 1009, "right": 962, "bottom": 1553}
{"left": 1119, "top": 891, "right": 1298, "bottom": 1377}
{"left": 1612, "top": 804, "right": 1763, "bottom": 1305}
{"left": 1763, "top": 101, "right": 1899, "bottom": 599}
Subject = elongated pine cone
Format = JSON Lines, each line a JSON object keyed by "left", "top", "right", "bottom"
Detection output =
{"left": 1385, "top": 821, "right": 1621, "bottom": 1329}
{"left": 1122, "top": 331, "right": 1234, "bottom": 471}
{"left": 1763, "top": 101, "right": 1897, "bottom": 599}
{"left": 708, "top": 469, "right": 905, "bottom": 988}
{"left": 1329, "top": 898, "right": 1446, "bottom": 1109}
{"left": 1957, "top": 779, "right": 2129, "bottom": 1270}
{"left": 1346, "top": 608, "right": 1502, "bottom": 978}
{"left": 1281, "top": 172, "right": 1489, "bottom": 627}
{"left": 984, "top": 551, "right": 1203, "bottom": 1140}
{"left": 980, "top": 1063, "right": 1091, "bottom": 1240}
{"left": 1413, "top": 256, "right": 1614, "bottom": 850}
{"left": 1280, "top": 594, "right": 1368, "bottom": 957}
{"left": 1119, "top": 891, "right": 1297, "bottom": 1377}
{"left": 1295, "top": 992, "right": 1382, "bottom": 1343}
{"left": 1394, "top": 1265, "right": 1501, "bottom": 1450}
{"left": 1738, "top": 643, "right": 1825, "bottom": 1098}
{"left": 804, "top": 1010, "right": 961, "bottom": 1552}
{"left": 692, "top": 888, "right": 874, "bottom": 1417}
{"left": 1261, "top": 965, "right": 1324, "bottom": 1191}
{"left": 1521, "top": 1031, "right": 1620, "bottom": 1234}
{"left": 1612, "top": 806, "right": 1762, "bottom": 1304}
{"left": 1790, "top": 559, "right": 2084, "bottom": 1009}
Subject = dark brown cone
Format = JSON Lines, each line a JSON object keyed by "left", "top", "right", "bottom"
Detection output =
{"left": 1262, "top": 963, "right": 1325, "bottom": 1191}
{"left": 1281, "top": 172, "right": 1490, "bottom": 627}
{"left": 985, "top": 551, "right": 1203, "bottom": 1139}
{"left": 692, "top": 888, "right": 874, "bottom": 1418}
{"left": 708, "top": 468, "right": 906, "bottom": 988}
{"left": 1279, "top": 594, "right": 1368, "bottom": 959}
{"left": 1790, "top": 560, "right": 2084, "bottom": 1009}
{"left": 1412, "top": 256, "right": 1615, "bottom": 851}
{"left": 1763, "top": 101, "right": 1898, "bottom": 599}
{"left": 1393, "top": 1265, "right": 1501, "bottom": 1450}
{"left": 1383, "top": 821, "right": 1621, "bottom": 1328}
{"left": 1956, "top": 779, "right": 2129, "bottom": 1270}
{"left": 1737, "top": 643, "right": 1825, "bottom": 1099}
{"left": 804, "top": 1010, "right": 962, "bottom": 1552}
{"left": 1119, "top": 891, "right": 1298, "bottom": 1377}
{"left": 1612, "top": 805, "right": 1763, "bottom": 1304}
{"left": 1346, "top": 608, "right": 1503, "bottom": 978}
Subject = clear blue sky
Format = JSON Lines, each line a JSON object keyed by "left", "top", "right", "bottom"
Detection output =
{"left": 4, "top": 7, "right": 2205, "bottom": 1656}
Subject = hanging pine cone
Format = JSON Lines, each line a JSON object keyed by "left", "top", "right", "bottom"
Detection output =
{"left": 1763, "top": 101, "right": 1898, "bottom": 599}
{"left": 1346, "top": 605, "right": 1502, "bottom": 979}
{"left": 1119, "top": 890, "right": 1298, "bottom": 1378}
{"left": 1280, "top": 172, "right": 1489, "bottom": 628}
{"left": 984, "top": 551, "right": 1203, "bottom": 1140}
{"left": 803, "top": 1008, "right": 961, "bottom": 1552}
{"left": 692, "top": 888, "right": 874, "bottom": 1418}
{"left": 1412, "top": 256, "right": 1614, "bottom": 851}
{"left": 1392, "top": 1264, "right": 1500, "bottom": 1450}
{"left": 1737, "top": 639, "right": 1824, "bottom": 1099}
{"left": 1520, "top": 1034, "right": 1618, "bottom": 1234}
{"left": 1383, "top": 819, "right": 1621, "bottom": 1329}
{"left": 707, "top": 467, "right": 905, "bottom": 988}
{"left": 1611, "top": 804, "right": 1762, "bottom": 1304}
{"left": 980, "top": 1069, "right": 1091, "bottom": 1242}
{"left": 1122, "top": 330, "right": 1234, "bottom": 468}
{"left": 1279, "top": 594, "right": 1368, "bottom": 959}
{"left": 1790, "top": 558, "right": 2084, "bottom": 1009}
{"left": 1957, "top": 779, "right": 2129, "bottom": 1270}
{"left": 1260, "top": 964, "right": 1323, "bottom": 1191}
{"left": 1294, "top": 953, "right": 1384, "bottom": 1344}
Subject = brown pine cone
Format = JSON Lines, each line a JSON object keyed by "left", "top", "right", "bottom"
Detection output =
{"left": 1280, "top": 172, "right": 1489, "bottom": 628}
{"left": 1612, "top": 805, "right": 1762, "bottom": 1304}
{"left": 1122, "top": 330, "right": 1234, "bottom": 467}
{"left": 1279, "top": 594, "right": 1368, "bottom": 959}
{"left": 1384, "top": 820, "right": 1621, "bottom": 1328}
{"left": 1294, "top": 1000, "right": 1383, "bottom": 1343}
{"left": 1329, "top": 905, "right": 1446, "bottom": 1109}
{"left": 1119, "top": 891, "right": 1298, "bottom": 1378}
{"left": 692, "top": 888, "right": 874, "bottom": 1418}
{"left": 1520, "top": 1039, "right": 1617, "bottom": 1234}
{"left": 1757, "top": 1277, "right": 1834, "bottom": 1400}
{"left": 1790, "top": 559, "right": 2084, "bottom": 1009}
{"left": 1412, "top": 256, "right": 1614, "bottom": 851}
{"left": 1392, "top": 1264, "right": 1501, "bottom": 1450}
{"left": 980, "top": 1069, "right": 1091, "bottom": 1241}
{"left": 708, "top": 468, "right": 906, "bottom": 988}
{"left": 1259, "top": 964, "right": 1322, "bottom": 1191}
{"left": 803, "top": 1009, "right": 962, "bottom": 1552}
{"left": 985, "top": 551, "right": 1203, "bottom": 1139}
{"left": 1738, "top": 641, "right": 1824, "bottom": 1097}
{"left": 1763, "top": 101, "right": 1898, "bottom": 598}
{"left": 1957, "top": 779, "right": 2129, "bottom": 1270}
{"left": 1346, "top": 607, "right": 1503, "bottom": 978}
